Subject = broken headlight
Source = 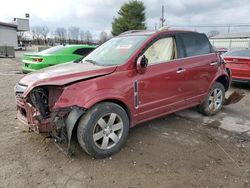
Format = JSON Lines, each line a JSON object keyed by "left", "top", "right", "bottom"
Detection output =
{"left": 29, "top": 87, "right": 50, "bottom": 119}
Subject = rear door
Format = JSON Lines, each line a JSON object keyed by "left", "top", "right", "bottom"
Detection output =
{"left": 178, "top": 33, "right": 219, "bottom": 104}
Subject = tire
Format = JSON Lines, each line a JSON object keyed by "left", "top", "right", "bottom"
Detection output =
{"left": 77, "top": 102, "right": 129, "bottom": 158}
{"left": 198, "top": 82, "right": 225, "bottom": 116}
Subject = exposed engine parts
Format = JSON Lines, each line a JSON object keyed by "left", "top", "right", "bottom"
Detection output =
{"left": 29, "top": 87, "right": 50, "bottom": 119}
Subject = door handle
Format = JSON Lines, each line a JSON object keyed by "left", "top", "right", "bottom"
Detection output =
{"left": 176, "top": 68, "right": 186, "bottom": 74}
{"left": 210, "top": 62, "right": 218, "bottom": 66}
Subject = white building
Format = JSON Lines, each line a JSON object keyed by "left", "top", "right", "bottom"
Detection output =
{"left": 0, "top": 18, "right": 29, "bottom": 57}
{"left": 0, "top": 21, "right": 18, "bottom": 48}
{"left": 210, "top": 32, "right": 250, "bottom": 49}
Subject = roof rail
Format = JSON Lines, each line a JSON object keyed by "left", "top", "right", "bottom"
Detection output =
{"left": 158, "top": 26, "right": 171, "bottom": 31}
{"left": 119, "top": 30, "right": 144, "bottom": 35}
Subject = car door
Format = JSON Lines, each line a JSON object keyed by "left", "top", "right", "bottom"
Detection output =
{"left": 178, "top": 33, "right": 219, "bottom": 105}
{"left": 136, "top": 35, "right": 190, "bottom": 121}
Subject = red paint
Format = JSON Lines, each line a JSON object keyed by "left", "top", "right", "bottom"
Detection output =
{"left": 15, "top": 30, "right": 230, "bottom": 133}
{"left": 224, "top": 56, "right": 250, "bottom": 81}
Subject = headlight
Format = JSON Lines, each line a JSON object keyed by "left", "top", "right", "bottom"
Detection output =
{"left": 15, "top": 83, "right": 28, "bottom": 95}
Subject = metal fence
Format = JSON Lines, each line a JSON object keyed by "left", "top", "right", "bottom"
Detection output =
{"left": 209, "top": 38, "right": 250, "bottom": 49}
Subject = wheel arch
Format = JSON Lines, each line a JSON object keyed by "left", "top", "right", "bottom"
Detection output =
{"left": 91, "top": 99, "right": 132, "bottom": 126}
{"left": 215, "top": 74, "right": 230, "bottom": 91}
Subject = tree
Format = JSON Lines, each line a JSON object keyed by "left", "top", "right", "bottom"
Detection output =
{"left": 30, "top": 26, "right": 43, "bottom": 45}
{"left": 85, "top": 30, "right": 92, "bottom": 44}
{"left": 17, "top": 32, "right": 26, "bottom": 42}
{"left": 40, "top": 26, "right": 49, "bottom": 45}
{"left": 207, "top": 30, "right": 220, "bottom": 38}
{"left": 99, "top": 31, "right": 108, "bottom": 44}
{"left": 55, "top": 27, "right": 67, "bottom": 44}
{"left": 68, "top": 26, "right": 80, "bottom": 43}
{"left": 80, "top": 30, "right": 85, "bottom": 43}
{"left": 112, "top": 0, "right": 146, "bottom": 36}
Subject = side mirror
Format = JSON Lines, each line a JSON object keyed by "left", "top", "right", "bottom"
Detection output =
{"left": 136, "top": 55, "right": 148, "bottom": 74}
{"left": 218, "top": 55, "right": 225, "bottom": 65}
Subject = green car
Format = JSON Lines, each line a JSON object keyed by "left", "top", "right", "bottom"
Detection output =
{"left": 22, "top": 45, "right": 96, "bottom": 73}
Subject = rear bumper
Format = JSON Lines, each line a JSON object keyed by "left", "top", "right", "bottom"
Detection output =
{"left": 232, "top": 78, "right": 250, "bottom": 84}
{"left": 21, "top": 62, "right": 47, "bottom": 73}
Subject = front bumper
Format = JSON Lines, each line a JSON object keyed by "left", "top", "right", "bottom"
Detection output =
{"left": 16, "top": 95, "right": 51, "bottom": 133}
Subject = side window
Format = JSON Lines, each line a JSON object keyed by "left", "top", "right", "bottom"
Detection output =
{"left": 181, "top": 33, "right": 211, "bottom": 57}
{"left": 143, "top": 37, "right": 176, "bottom": 65}
{"left": 73, "top": 48, "right": 94, "bottom": 56}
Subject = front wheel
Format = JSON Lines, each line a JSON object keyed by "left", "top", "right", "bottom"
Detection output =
{"left": 198, "top": 82, "right": 225, "bottom": 116}
{"left": 77, "top": 102, "right": 129, "bottom": 158}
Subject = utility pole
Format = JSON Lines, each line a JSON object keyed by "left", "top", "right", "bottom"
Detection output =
{"left": 160, "top": 5, "right": 166, "bottom": 27}
{"left": 227, "top": 24, "right": 231, "bottom": 33}
{"left": 154, "top": 23, "right": 157, "bottom": 30}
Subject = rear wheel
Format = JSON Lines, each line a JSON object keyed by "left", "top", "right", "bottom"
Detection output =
{"left": 198, "top": 82, "right": 225, "bottom": 116}
{"left": 77, "top": 102, "right": 129, "bottom": 158}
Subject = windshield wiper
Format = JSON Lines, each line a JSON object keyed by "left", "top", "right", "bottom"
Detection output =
{"left": 73, "top": 57, "right": 84, "bottom": 63}
{"left": 85, "top": 59, "right": 100, "bottom": 65}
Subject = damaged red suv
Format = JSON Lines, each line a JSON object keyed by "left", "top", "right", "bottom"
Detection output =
{"left": 15, "top": 29, "right": 231, "bottom": 158}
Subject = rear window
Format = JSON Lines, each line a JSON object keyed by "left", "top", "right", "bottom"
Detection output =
{"left": 73, "top": 48, "right": 95, "bottom": 56}
{"left": 180, "top": 33, "right": 212, "bottom": 57}
{"left": 38, "top": 45, "right": 66, "bottom": 54}
{"left": 223, "top": 49, "right": 250, "bottom": 57}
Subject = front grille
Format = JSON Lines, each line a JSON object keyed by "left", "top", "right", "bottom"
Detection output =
{"left": 15, "top": 92, "right": 24, "bottom": 97}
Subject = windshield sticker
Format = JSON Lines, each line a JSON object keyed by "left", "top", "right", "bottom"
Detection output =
{"left": 117, "top": 44, "right": 132, "bottom": 54}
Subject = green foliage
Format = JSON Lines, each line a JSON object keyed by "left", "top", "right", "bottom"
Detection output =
{"left": 112, "top": 0, "right": 146, "bottom": 36}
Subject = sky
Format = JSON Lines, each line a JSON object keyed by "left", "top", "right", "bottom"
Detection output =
{"left": 0, "top": 0, "right": 250, "bottom": 39}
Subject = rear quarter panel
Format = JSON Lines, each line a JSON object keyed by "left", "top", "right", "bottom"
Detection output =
{"left": 225, "top": 57, "right": 250, "bottom": 80}
{"left": 55, "top": 54, "right": 82, "bottom": 64}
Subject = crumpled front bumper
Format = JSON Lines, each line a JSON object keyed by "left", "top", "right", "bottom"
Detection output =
{"left": 16, "top": 95, "right": 51, "bottom": 133}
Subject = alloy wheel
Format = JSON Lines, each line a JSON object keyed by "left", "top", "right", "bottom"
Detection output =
{"left": 93, "top": 113, "right": 124, "bottom": 150}
{"left": 208, "top": 88, "right": 223, "bottom": 111}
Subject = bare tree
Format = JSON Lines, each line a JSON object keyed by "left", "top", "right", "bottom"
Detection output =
{"left": 68, "top": 26, "right": 80, "bottom": 43}
{"left": 80, "top": 30, "right": 85, "bottom": 43}
{"left": 40, "top": 26, "right": 49, "bottom": 45}
{"left": 99, "top": 31, "right": 108, "bottom": 44}
{"left": 30, "top": 26, "right": 43, "bottom": 45}
{"left": 55, "top": 27, "right": 67, "bottom": 44}
{"left": 17, "top": 32, "right": 26, "bottom": 42}
{"left": 85, "top": 30, "right": 92, "bottom": 44}
{"left": 207, "top": 30, "right": 220, "bottom": 38}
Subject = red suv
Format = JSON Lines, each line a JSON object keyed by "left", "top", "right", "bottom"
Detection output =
{"left": 15, "top": 29, "right": 231, "bottom": 158}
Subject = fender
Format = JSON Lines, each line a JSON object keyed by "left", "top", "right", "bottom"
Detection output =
{"left": 208, "top": 68, "right": 230, "bottom": 92}
{"left": 52, "top": 106, "right": 85, "bottom": 156}
{"left": 83, "top": 89, "right": 130, "bottom": 108}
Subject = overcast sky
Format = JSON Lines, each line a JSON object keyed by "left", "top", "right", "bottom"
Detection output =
{"left": 0, "top": 0, "right": 250, "bottom": 39}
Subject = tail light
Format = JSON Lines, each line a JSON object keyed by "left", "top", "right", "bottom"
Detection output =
{"left": 33, "top": 58, "right": 43, "bottom": 62}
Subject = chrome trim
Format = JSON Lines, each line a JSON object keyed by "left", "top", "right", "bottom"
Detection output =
{"left": 210, "top": 62, "right": 218, "bottom": 66}
{"left": 134, "top": 80, "right": 139, "bottom": 108}
{"left": 176, "top": 68, "right": 186, "bottom": 74}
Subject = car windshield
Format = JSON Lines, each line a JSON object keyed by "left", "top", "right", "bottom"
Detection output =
{"left": 223, "top": 49, "right": 250, "bottom": 57}
{"left": 38, "top": 45, "right": 68, "bottom": 55}
{"left": 82, "top": 35, "right": 148, "bottom": 66}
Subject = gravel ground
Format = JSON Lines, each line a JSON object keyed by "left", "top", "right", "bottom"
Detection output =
{"left": 0, "top": 51, "right": 249, "bottom": 188}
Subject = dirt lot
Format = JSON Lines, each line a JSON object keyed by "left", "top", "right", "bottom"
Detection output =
{"left": 0, "top": 51, "right": 249, "bottom": 188}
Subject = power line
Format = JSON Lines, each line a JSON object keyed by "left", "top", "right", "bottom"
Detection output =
{"left": 169, "top": 24, "right": 250, "bottom": 28}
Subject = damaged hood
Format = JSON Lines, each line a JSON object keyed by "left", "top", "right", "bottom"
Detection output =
{"left": 19, "top": 62, "right": 117, "bottom": 91}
